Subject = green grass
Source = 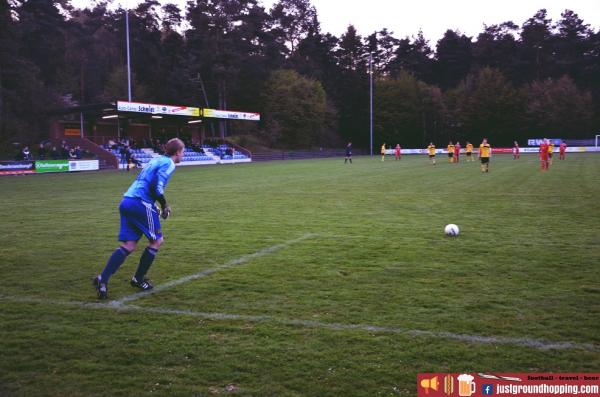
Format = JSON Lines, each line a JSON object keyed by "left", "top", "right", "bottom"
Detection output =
{"left": 1, "top": 154, "right": 599, "bottom": 396}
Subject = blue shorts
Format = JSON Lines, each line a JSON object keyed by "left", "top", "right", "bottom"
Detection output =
{"left": 118, "top": 197, "right": 163, "bottom": 242}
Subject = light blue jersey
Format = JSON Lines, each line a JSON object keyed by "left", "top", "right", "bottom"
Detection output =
{"left": 124, "top": 155, "right": 176, "bottom": 204}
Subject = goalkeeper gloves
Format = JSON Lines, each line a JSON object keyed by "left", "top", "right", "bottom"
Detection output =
{"left": 161, "top": 206, "right": 171, "bottom": 220}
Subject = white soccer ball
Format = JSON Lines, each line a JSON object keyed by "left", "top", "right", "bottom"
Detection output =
{"left": 445, "top": 224, "right": 459, "bottom": 237}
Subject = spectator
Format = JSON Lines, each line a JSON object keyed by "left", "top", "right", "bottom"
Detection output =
{"left": 191, "top": 143, "right": 204, "bottom": 154}
{"left": 38, "top": 143, "right": 47, "bottom": 159}
{"left": 75, "top": 146, "right": 82, "bottom": 159}
{"left": 130, "top": 152, "right": 141, "bottom": 169}
{"left": 50, "top": 146, "right": 60, "bottom": 159}
{"left": 125, "top": 146, "right": 133, "bottom": 171}
{"left": 120, "top": 145, "right": 128, "bottom": 166}
{"left": 69, "top": 147, "right": 77, "bottom": 159}
{"left": 21, "top": 146, "right": 32, "bottom": 160}
{"left": 61, "top": 144, "right": 69, "bottom": 159}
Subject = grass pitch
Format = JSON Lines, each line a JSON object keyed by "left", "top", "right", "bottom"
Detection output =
{"left": 1, "top": 153, "right": 599, "bottom": 396}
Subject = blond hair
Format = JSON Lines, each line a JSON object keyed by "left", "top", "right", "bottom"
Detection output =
{"left": 165, "top": 138, "right": 185, "bottom": 156}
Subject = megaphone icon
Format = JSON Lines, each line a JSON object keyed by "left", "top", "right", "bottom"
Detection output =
{"left": 420, "top": 376, "right": 439, "bottom": 394}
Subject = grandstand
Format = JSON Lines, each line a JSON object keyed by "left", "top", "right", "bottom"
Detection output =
{"left": 106, "top": 144, "right": 251, "bottom": 169}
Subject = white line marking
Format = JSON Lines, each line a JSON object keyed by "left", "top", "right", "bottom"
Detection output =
{"left": 0, "top": 294, "right": 596, "bottom": 352}
{"left": 115, "top": 233, "right": 317, "bottom": 304}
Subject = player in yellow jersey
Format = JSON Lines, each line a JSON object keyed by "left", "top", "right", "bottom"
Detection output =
{"left": 447, "top": 141, "right": 455, "bottom": 163}
{"left": 465, "top": 141, "right": 474, "bottom": 161}
{"left": 427, "top": 142, "right": 436, "bottom": 165}
{"left": 381, "top": 143, "right": 386, "bottom": 161}
{"left": 478, "top": 138, "right": 491, "bottom": 172}
{"left": 548, "top": 142, "right": 555, "bottom": 165}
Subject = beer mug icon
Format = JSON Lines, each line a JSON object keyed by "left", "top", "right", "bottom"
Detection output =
{"left": 458, "top": 374, "right": 476, "bottom": 397}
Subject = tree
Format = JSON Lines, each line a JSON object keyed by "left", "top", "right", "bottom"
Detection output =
{"left": 103, "top": 64, "right": 147, "bottom": 101}
{"left": 364, "top": 28, "right": 399, "bottom": 74}
{"left": 17, "top": 0, "right": 69, "bottom": 87}
{"left": 434, "top": 29, "right": 473, "bottom": 89}
{"left": 161, "top": 2, "right": 182, "bottom": 31}
{"left": 261, "top": 69, "right": 330, "bottom": 148}
{"left": 0, "top": 0, "right": 62, "bottom": 147}
{"left": 520, "top": 9, "right": 555, "bottom": 82}
{"left": 186, "top": 0, "right": 283, "bottom": 138}
{"left": 472, "top": 22, "right": 520, "bottom": 83}
{"left": 445, "top": 68, "right": 525, "bottom": 145}
{"left": 293, "top": 26, "right": 338, "bottom": 83}
{"left": 525, "top": 75, "right": 594, "bottom": 138}
{"left": 553, "top": 10, "right": 592, "bottom": 82}
{"left": 270, "top": 0, "right": 317, "bottom": 53}
{"left": 373, "top": 72, "right": 445, "bottom": 147}
{"left": 387, "top": 30, "right": 434, "bottom": 83}
{"left": 336, "top": 25, "right": 365, "bottom": 72}
{"left": 333, "top": 25, "right": 369, "bottom": 146}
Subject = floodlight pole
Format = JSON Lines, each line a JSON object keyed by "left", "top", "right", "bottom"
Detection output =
{"left": 80, "top": 112, "right": 84, "bottom": 138}
{"left": 369, "top": 53, "right": 373, "bottom": 156}
{"left": 126, "top": 10, "right": 132, "bottom": 101}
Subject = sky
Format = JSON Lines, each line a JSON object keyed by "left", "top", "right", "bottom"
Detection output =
{"left": 71, "top": 0, "right": 600, "bottom": 44}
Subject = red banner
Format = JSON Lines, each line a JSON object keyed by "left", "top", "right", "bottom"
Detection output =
{"left": 418, "top": 373, "right": 600, "bottom": 397}
{"left": 491, "top": 148, "right": 514, "bottom": 153}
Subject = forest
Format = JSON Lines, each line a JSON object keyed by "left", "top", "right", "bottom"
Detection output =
{"left": 1, "top": 0, "right": 599, "bottom": 150}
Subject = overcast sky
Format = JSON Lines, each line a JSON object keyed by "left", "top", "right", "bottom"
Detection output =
{"left": 72, "top": 0, "right": 600, "bottom": 44}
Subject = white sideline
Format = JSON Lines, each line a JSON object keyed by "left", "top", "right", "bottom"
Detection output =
{"left": 114, "top": 233, "right": 317, "bottom": 304}
{"left": 0, "top": 294, "right": 596, "bottom": 352}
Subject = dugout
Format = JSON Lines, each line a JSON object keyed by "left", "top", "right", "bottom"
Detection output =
{"left": 50, "top": 100, "right": 206, "bottom": 147}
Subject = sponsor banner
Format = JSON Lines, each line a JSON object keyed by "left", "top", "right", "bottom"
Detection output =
{"left": 528, "top": 138, "right": 563, "bottom": 146}
{"left": 202, "top": 108, "right": 260, "bottom": 121}
{"left": 64, "top": 128, "right": 81, "bottom": 136}
{"left": 492, "top": 148, "right": 514, "bottom": 153}
{"left": 379, "top": 147, "right": 600, "bottom": 155}
{"left": 520, "top": 147, "right": 542, "bottom": 153}
{"left": 35, "top": 160, "right": 70, "bottom": 173}
{"left": 0, "top": 161, "right": 35, "bottom": 171}
{"left": 566, "top": 146, "right": 600, "bottom": 152}
{"left": 69, "top": 160, "right": 99, "bottom": 172}
{"left": 0, "top": 170, "right": 34, "bottom": 175}
{"left": 117, "top": 101, "right": 200, "bottom": 117}
{"left": 385, "top": 149, "right": 448, "bottom": 155}
{"left": 507, "top": 147, "right": 600, "bottom": 153}
{"left": 418, "top": 373, "right": 600, "bottom": 397}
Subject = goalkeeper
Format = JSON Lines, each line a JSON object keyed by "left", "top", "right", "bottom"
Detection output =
{"left": 93, "top": 138, "right": 185, "bottom": 299}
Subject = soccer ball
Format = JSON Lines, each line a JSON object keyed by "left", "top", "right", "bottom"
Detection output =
{"left": 444, "top": 224, "right": 459, "bottom": 237}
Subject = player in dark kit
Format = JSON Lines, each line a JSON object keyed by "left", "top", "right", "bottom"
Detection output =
{"left": 92, "top": 138, "right": 185, "bottom": 299}
{"left": 344, "top": 142, "right": 353, "bottom": 163}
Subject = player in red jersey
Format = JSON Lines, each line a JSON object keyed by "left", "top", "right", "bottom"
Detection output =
{"left": 559, "top": 141, "right": 567, "bottom": 160}
{"left": 512, "top": 141, "right": 520, "bottom": 160}
{"left": 539, "top": 139, "right": 549, "bottom": 171}
{"left": 454, "top": 141, "right": 461, "bottom": 163}
{"left": 395, "top": 144, "right": 401, "bottom": 160}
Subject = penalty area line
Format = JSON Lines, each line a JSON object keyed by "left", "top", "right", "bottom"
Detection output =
{"left": 114, "top": 232, "right": 317, "bottom": 305}
{"left": 0, "top": 294, "right": 597, "bottom": 352}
